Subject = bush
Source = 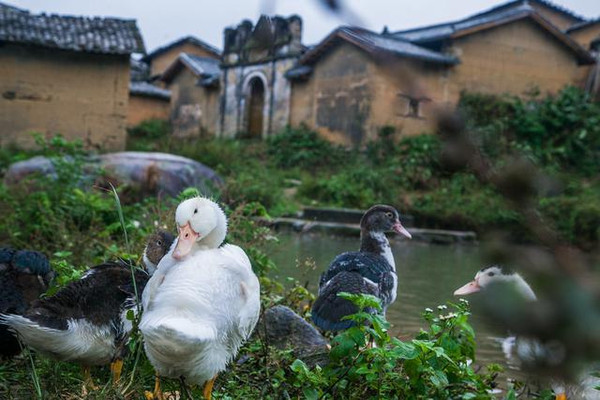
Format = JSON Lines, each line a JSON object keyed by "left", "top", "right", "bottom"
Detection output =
{"left": 459, "top": 87, "right": 600, "bottom": 176}
{"left": 291, "top": 295, "right": 501, "bottom": 399}
{"left": 127, "top": 119, "right": 170, "bottom": 139}
{"left": 267, "top": 126, "right": 344, "bottom": 170}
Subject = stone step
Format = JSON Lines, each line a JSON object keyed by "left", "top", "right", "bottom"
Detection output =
{"left": 302, "top": 207, "right": 415, "bottom": 227}
{"left": 257, "top": 217, "right": 477, "bottom": 245}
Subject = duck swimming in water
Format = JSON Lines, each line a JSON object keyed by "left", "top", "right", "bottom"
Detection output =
{"left": 0, "top": 231, "right": 174, "bottom": 387}
{"left": 311, "top": 205, "right": 411, "bottom": 332}
{"left": 454, "top": 265, "right": 600, "bottom": 400}
{"left": 140, "top": 197, "right": 260, "bottom": 400}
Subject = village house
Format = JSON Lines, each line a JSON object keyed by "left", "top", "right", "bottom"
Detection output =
{"left": 142, "top": 36, "right": 221, "bottom": 81}
{"left": 160, "top": 53, "right": 220, "bottom": 137}
{"left": 0, "top": 2, "right": 145, "bottom": 150}
{"left": 285, "top": 0, "right": 597, "bottom": 145}
{"left": 127, "top": 58, "right": 171, "bottom": 127}
{"left": 218, "top": 15, "right": 304, "bottom": 138}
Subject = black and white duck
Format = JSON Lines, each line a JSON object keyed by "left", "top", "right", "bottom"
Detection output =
{"left": 0, "top": 230, "right": 174, "bottom": 387}
{"left": 311, "top": 205, "right": 412, "bottom": 332}
{"left": 0, "top": 248, "right": 53, "bottom": 358}
{"left": 454, "top": 265, "right": 600, "bottom": 400}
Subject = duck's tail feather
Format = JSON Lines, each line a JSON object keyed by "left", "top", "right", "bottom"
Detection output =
{"left": 311, "top": 271, "right": 378, "bottom": 332}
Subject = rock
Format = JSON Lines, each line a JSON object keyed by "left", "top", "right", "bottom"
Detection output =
{"left": 4, "top": 152, "right": 223, "bottom": 200}
{"left": 257, "top": 305, "right": 329, "bottom": 364}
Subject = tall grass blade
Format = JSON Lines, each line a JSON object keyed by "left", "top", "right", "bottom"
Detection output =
{"left": 25, "top": 347, "right": 43, "bottom": 400}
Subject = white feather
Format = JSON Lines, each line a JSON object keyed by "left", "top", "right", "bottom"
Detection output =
{"left": 140, "top": 241, "right": 260, "bottom": 385}
{"left": 1, "top": 314, "right": 115, "bottom": 365}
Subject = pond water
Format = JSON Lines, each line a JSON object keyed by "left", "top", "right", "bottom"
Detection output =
{"left": 266, "top": 231, "right": 526, "bottom": 381}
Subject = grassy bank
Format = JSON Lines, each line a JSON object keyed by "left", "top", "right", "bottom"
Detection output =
{"left": 126, "top": 88, "right": 599, "bottom": 250}
{"left": 0, "top": 87, "right": 596, "bottom": 398}
{"left": 0, "top": 140, "right": 518, "bottom": 399}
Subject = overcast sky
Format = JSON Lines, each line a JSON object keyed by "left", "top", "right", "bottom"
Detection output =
{"left": 9, "top": 0, "right": 600, "bottom": 53}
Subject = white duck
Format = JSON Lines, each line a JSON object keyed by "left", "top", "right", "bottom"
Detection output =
{"left": 140, "top": 197, "right": 260, "bottom": 400}
{"left": 454, "top": 265, "right": 600, "bottom": 400}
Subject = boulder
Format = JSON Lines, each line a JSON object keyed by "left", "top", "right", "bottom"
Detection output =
{"left": 257, "top": 305, "right": 329, "bottom": 365}
{"left": 5, "top": 152, "right": 223, "bottom": 199}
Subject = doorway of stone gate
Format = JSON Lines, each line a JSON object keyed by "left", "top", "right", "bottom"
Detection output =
{"left": 245, "top": 77, "right": 265, "bottom": 138}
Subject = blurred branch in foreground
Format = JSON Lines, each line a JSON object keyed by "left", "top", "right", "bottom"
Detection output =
{"left": 436, "top": 107, "right": 600, "bottom": 380}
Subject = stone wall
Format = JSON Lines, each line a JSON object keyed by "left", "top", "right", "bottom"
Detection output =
{"left": 169, "top": 68, "right": 220, "bottom": 137}
{"left": 219, "top": 15, "right": 303, "bottom": 138}
{"left": 0, "top": 44, "right": 129, "bottom": 150}
{"left": 447, "top": 19, "right": 584, "bottom": 98}
{"left": 127, "top": 95, "right": 170, "bottom": 127}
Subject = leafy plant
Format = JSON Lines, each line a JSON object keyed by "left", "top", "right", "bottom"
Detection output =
{"left": 266, "top": 125, "right": 344, "bottom": 170}
{"left": 291, "top": 295, "right": 500, "bottom": 399}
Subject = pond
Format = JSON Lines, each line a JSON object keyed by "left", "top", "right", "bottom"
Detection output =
{"left": 266, "top": 231, "right": 527, "bottom": 381}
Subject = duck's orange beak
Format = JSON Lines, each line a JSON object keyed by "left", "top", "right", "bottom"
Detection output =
{"left": 173, "top": 223, "right": 199, "bottom": 260}
{"left": 453, "top": 280, "right": 481, "bottom": 296}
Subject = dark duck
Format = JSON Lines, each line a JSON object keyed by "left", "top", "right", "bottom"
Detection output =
{"left": 311, "top": 205, "right": 411, "bottom": 332}
{"left": 0, "top": 248, "right": 53, "bottom": 358}
{"left": 0, "top": 230, "right": 175, "bottom": 387}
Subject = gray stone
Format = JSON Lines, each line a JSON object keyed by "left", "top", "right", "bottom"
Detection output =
{"left": 257, "top": 305, "right": 329, "bottom": 362}
{"left": 5, "top": 152, "right": 223, "bottom": 200}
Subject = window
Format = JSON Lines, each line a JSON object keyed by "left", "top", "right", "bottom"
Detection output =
{"left": 397, "top": 93, "right": 430, "bottom": 119}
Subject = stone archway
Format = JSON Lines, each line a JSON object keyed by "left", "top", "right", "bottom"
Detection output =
{"left": 245, "top": 77, "right": 265, "bottom": 138}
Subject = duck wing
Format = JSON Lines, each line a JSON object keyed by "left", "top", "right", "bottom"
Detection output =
{"left": 312, "top": 252, "right": 397, "bottom": 332}
{"left": 319, "top": 252, "right": 393, "bottom": 292}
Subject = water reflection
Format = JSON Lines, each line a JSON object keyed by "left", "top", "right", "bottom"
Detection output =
{"left": 266, "top": 231, "right": 528, "bottom": 381}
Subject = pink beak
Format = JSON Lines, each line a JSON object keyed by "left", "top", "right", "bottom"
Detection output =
{"left": 453, "top": 280, "right": 481, "bottom": 296}
{"left": 173, "top": 223, "right": 200, "bottom": 260}
{"left": 393, "top": 222, "right": 412, "bottom": 239}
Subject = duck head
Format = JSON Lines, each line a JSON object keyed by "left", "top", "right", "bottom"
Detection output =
{"left": 172, "top": 197, "right": 227, "bottom": 260}
{"left": 361, "top": 205, "right": 412, "bottom": 239}
{"left": 143, "top": 230, "right": 176, "bottom": 274}
{"left": 453, "top": 265, "right": 537, "bottom": 301}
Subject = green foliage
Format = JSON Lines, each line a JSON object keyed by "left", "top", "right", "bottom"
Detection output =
{"left": 290, "top": 296, "right": 499, "bottom": 399}
{"left": 459, "top": 87, "right": 600, "bottom": 176}
{"left": 266, "top": 125, "right": 344, "bottom": 170}
{"left": 126, "top": 118, "right": 170, "bottom": 139}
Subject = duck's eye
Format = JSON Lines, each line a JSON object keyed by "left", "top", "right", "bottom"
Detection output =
{"left": 386, "top": 212, "right": 393, "bottom": 219}
{"left": 194, "top": 208, "right": 198, "bottom": 214}
{"left": 488, "top": 272, "right": 495, "bottom": 277}
{"left": 157, "top": 240, "right": 162, "bottom": 246}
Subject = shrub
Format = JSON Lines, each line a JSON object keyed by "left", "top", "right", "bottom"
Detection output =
{"left": 127, "top": 119, "right": 170, "bottom": 139}
{"left": 267, "top": 126, "right": 344, "bottom": 170}
{"left": 291, "top": 295, "right": 501, "bottom": 399}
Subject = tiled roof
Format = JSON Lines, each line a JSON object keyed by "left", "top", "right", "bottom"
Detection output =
{"left": 465, "top": 0, "right": 586, "bottom": 24}
{"left": 129, "top": 81, "right": 170, "bottom": 100}
{"left": 161, "top": 52, "right": 221, "bottom": 86}
{"left": 566, "top": 18, "right": 600, "bottom": 33}
{"left": 392, "top": 3, "right": 535, "bottom": 43}
{"left": 0, "top": 2, "right": 145, "bottom": 55}
{"left": 284, "top": 65, "right": 312, "bottom": 80}
{"left": 130, "top": 58, "right": 150, "bottom": 81}
{"left": 143, "top": 36, "right": 220, "bottom": 62}
{"left": 295, "top": 26, "right": 458, "bottom": 71}
{"left": 390, "top": 4, "right": 594, "bottom": 64}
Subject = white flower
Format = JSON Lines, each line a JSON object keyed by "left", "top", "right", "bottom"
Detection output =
{"left": 425, "top": 308, "right": 433, "bottom": 313}
{"left": 437, "top": 305, "right": 448, "bottom": 311}
{"left": 132, "top": 220, "right": 141, "bottom": 229}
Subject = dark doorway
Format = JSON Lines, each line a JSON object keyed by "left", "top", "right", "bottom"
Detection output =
{"left": 246, "top": 77, "right": 265, "bottom": 138}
